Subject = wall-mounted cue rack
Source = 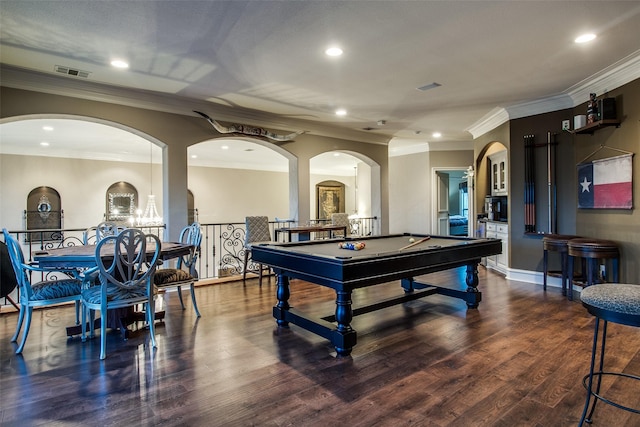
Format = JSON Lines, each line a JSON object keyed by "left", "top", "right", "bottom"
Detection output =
{"left": 524, "top": 132, "right": 557, "bottom": 234}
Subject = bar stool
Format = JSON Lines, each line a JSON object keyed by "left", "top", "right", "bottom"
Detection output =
{"left": 567, "top": 238, "right": 620, "bottom": 301}
{"left": 542, "top": 234, "right": 580, "bottom": 296}
{"left": 578, "top": 284, "right": 640, "bottom": 426}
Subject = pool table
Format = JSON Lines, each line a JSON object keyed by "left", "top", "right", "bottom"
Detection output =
{"left": 251, "top": 233, "right": 502, "bottom": 356}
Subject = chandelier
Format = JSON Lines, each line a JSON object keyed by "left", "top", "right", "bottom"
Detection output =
{"left": 132, "top": 144, "right": 163, "bottom": 226}
{"left": 135, "top": 194, "right": 163, "bottom": 226}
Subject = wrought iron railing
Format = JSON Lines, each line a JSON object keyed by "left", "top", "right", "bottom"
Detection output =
{"left": 197, "top": 216, "right": 379, "bottom": 279}
{"left": 1, "top": 217, "right": 379, "bottom": 308}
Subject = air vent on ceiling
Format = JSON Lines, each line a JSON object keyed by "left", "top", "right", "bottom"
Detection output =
{"left": 362, "top": 127, "right": 378, "bottom": 131}
{"left": 416, "top": 82, "right": 441, "bottom": 92}
{"left": 54, "top": 65, "right": 90, "bottom": 78}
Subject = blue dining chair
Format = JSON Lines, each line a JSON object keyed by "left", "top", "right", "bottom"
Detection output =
{"left": 81, "top": 228, "right": 161, "bottom": 360}
{"left": 2, "top": 228, "right": 82, "bottom": 354}
{"left": 153, "top": 222, "right": 203, "bottom": 317}
{"left": 83, "top": 221, "right": 126, "bottom": 245}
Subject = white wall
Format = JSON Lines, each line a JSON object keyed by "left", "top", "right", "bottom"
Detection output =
{"left": 0, "top": 153, "right": 292, "bottom": 230}
{"left": 388, "top": 152, "right": 431, "bottom": 234}
{"left": 356, "top": 162, "right": 372, "bottom": 218}
{"left": 188, "top": 165, "right": 289, "bottom": 224}
{"left": 1, "top": 154, "right": 154, "bottom": 230}
{"left": 388, "top": 150, "right": 474, "bottom": 235}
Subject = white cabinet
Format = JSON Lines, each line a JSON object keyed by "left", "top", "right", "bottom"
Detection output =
{"left": 489, "top": 151, "right": 508, "bottom": 196}
{"left": 485, "top": 221, "right": 508, "bottom": 274}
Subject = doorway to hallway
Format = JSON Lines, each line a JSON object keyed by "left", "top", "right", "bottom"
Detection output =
{"left": 432, "top": 167, "right": 472, "bottom": 236}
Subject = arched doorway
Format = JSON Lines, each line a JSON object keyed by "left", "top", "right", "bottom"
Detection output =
{"left": 310, "top": 150, "right": 381, "bottom": 236}
{"left": 0, "top": 115, "right": 166, "bottom": 232}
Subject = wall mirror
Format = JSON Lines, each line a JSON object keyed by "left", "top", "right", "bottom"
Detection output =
{"left": 106, "top": 182, "right": 138, "bottom": 222}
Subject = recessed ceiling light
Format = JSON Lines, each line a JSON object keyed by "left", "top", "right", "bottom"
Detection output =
{"left": 191, "top": 154, "right": 198, "bottom": 159}
{"left": 432, "top": 132, "right": 442, "bottom": 138}
{"left": 333, "top": 153, "right": 340, "bottom": 157}
{"left": 221, "top": 145, "right": 229, "bottom": 150}
{"left": 40, "top": 141, "right": 50, "bottom": 146}
{"left": 335, "top": 109, "right": 347, "bottom": 116}
{"left": 575, "top": 33, "right": 596, "bottom": 43}
{"left": 110, "top": 59, "right": 129, "bottom": 69}
{"left": 325, "top": 47, "right": 343, "bottom": 57}
{"left": 42, "top": 126, "right": 54, "bottom": 131}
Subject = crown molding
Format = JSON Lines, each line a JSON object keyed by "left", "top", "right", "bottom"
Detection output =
{"left": 467, "top": 49, "right": 640, "bottom": 138}
{"left": 566, "top": 49, "right": 640, "bottom": 105}
{"left": 388, "top": 142, "right": 430, "bottom": 157}
{"left": 466, "top": 107, "right": 510, "bottom": 139}
{"left": 504, "top": 94, "right": 574, "bottom": 120}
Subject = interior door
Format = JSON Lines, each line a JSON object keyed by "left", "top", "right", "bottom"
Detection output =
{"left": 436, "top": 171, "right": 450, "bottom": 235}
{"left": 466, "top": 166, "right": 475, "bottom": 237}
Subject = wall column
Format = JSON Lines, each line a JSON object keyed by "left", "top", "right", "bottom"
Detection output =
{"left": 296, "top": 157, "right": 310, "bottom": 224}
{"left": 163, "top": 144, "right": 188, "bottom": 241}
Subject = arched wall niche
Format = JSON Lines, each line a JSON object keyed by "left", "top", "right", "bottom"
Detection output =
{"left": 25, "top": 186, "right": 61, "bottom": 241}
{"left": 475, "top": 141, "right": 508, "bottom": 213}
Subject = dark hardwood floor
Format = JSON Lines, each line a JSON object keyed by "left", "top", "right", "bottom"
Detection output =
{"left": 1, "top": 266, "right": 639, "bottom": 426}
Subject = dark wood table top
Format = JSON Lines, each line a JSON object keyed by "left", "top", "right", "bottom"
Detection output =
{"left": 33, "top": 241, "right": 192, "bottom": 269}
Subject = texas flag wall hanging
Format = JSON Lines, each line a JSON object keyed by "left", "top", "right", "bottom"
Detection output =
{"left": 578, "top": 153, "right": 633, "bottom": 209}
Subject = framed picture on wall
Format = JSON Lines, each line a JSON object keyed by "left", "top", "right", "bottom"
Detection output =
{"left": 577, "top": 153, "right": 633, "bottom": 210}
{"left": 316, "top": 181, "right": 345, "bottom": 220}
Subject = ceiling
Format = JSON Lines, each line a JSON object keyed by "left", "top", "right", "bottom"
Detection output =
{"left": 1, "top": 1, "right": 640, "bottom": 170}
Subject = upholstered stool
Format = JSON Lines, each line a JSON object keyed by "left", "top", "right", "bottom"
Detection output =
{"left": 542, "top": 234, "right": 580, "bottom": 296}
{"left": 567, "top": 238, "right": 620, "bottom": 301}
{"left": 578, "top": 284, "right": 640, "bottom": 426}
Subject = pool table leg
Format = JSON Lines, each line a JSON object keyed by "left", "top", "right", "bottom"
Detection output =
{"left": 274, "top": 274, "right": 291, "bottom": 327}
{"left": 465, "top": 263, "right": 481, "bottom": 308}
{"left": 334, "top": 290, "right": 355, "bottom": 356}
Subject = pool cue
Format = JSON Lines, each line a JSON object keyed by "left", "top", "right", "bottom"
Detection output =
{"left": 399, "top": 236, "right": 431, "bottom": 251}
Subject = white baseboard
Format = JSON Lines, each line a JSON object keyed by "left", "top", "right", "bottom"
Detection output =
{"left": 504, "top": 267, "right": 568, "bottom": 290}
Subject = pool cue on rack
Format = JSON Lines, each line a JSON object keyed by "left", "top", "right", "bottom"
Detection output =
{"left": 399, "top": 236, "right": 431, "bottom": 251}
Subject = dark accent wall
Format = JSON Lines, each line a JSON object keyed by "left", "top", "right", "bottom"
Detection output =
{"left": 497, "top": 78, "right": 639, "bottom": 282}
{"left": 573, "top": 78, "right": 640, "bottom": 283}
{"left": 509, "top": 109, "right": 575, "bottom": 273}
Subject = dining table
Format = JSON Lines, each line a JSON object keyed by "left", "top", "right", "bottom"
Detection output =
{"left": 274, "top": 224, "right": 348, "bottom": 242}
{"left": 33, "top": 241, "right": 193, "bottom": 337}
